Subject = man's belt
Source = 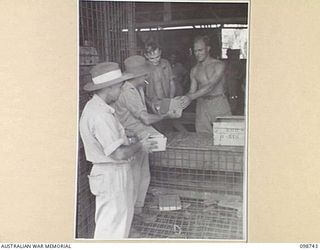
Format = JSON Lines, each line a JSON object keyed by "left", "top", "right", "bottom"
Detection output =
{"left": 201, "top": 94, "right": 224, "bottom": 100}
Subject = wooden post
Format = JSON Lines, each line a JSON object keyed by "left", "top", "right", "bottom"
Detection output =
{"left": 103, "top": 2, "right": 110, "bottom": 61}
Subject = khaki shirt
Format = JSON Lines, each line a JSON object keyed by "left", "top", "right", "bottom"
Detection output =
{"left": 115, "top": 81, "right": 150, "bottom": 138}
{"left": 79, "top": 94, "right": 129, "bottom": 164}
{"left": 146, "top": 58, "right": 174, "bottom": 101}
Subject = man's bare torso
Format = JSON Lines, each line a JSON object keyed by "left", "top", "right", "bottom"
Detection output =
{"left": 192, "top": 57, "right": 225, "bottom": 95}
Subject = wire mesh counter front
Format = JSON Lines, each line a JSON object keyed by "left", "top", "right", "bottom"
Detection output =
{"left": 131, "top": 132, "right": 245, "bottom": 239}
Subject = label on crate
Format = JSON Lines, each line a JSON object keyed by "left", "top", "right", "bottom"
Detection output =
{"left": 213, "top": 117, "right": 245, "bottom": 146}
{"left": 213, "top": 127, "right": 245, "bottom": 146}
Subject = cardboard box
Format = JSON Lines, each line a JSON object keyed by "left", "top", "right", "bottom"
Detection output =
{"left": 159, "top": 194, "right": 182, "bottom": 211}
{"left": 213, "top": 116, "right": 245, "bottom": 146}
{"left": 157, "top": 98, "right": 182, "bottom": 118}
{"left": 137, "top": 127, "right": 167, "bottom": 152}
{"left": 148, "top": 133, "right": 167, "bottom": 152}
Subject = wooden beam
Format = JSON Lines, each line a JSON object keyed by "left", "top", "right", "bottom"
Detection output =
{"left": 136, "top": 17, "right": 247, "bottom": 28}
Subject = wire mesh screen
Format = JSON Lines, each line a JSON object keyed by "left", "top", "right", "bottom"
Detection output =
{"left": 80, "top": 1, "right": 107, "bottom": 61}
{"left": 130, "top": 132, "right": 244, "bottom": 239}
{"left": 105, "top": 1, "right": 135, "bottom": 66}
{"left": 131, "top": 194, "right": 243, "bottom": 239}
{"left": 79, "top": 1, "right": 135, "bottom": 65}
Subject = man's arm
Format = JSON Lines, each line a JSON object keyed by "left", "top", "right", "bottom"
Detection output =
{"left": 145, "top": 95, "right": 160, "bottom": 114}
{"left": 188, "top": 67, "right": 198, "bottom": 94}
{"left": 169, "top": 79, "right": 175, "bottom": 98}
{"left": 180, "top": 62, "right": 225, "bottom": 109}
{"left": 187, "top": 62, "right": 225, "bottom": 101}
{"left": 139, "top": 110, "right": 166, "bottom": 125}
{"left": 110, "top": 141, "right": 143, "bottom": 161}
{"left": 167, "top": 61, "right": 175, "bottom": 98}
{"left": 93, "top": 116, "right": 154, "bottom": 161}
{"left": 110, "top": 136, "right": 156, "bottom": 161}
{"left": 178, "top": 67, "right": 198, "bottom": 109}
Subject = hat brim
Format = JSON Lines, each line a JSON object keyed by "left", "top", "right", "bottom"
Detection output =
{"left": 83, "top": 73, "right": 135, "bottom": 92}
{"left": 125, "top": 63, "right": 153, "bottom": 78}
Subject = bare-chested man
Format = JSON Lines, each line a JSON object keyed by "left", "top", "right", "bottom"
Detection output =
{"left": 180, "top": 35, "right": 231, "bottom": 134}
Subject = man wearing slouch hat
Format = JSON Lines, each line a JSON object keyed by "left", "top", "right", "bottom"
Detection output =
{"left": 79, "top": 62, "right": 155, "bottom": 239}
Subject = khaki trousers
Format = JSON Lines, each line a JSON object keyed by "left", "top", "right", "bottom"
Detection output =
{"left": 195, "top": 95, "right": 232, "bottom": 134}
{"left": 131, "top": 151, "right": 150, "bottom": 209}
{"left": 88, "top": 163, "right": 134, "bottom": 239}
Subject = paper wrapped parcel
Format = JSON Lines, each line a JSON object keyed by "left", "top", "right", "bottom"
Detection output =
{"left": 148, "top": 133, "right": 167, "bottom": 152}
{"left": 137, "top": 126, "right": 167, "bottom": 152}
{"left": 158, "top": 98, "right": 182, "bottom": 118}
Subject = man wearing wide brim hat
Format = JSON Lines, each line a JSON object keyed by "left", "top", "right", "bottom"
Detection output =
{"left": 115, "top": 55, "right": 170, "bottom": 226}
{"left": 79, "top": 62, "right": 155, "bottom": 239}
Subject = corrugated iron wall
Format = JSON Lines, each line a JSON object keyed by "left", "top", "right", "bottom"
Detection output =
{"left": 77, "top": 1, "right": 136, "bottom": 238}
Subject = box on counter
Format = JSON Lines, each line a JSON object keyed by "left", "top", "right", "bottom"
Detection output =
{"left": 213, "top": 116, "right": 245, "bottom": 146}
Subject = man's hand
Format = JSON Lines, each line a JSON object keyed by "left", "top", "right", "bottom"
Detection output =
{"left": 140, "top": 135, "right": 158, "bottom": 153}
{"left": 179, "top": 95, "right": 192, "bottom": 109}
{"left": 151, "top": 99, "right": 161, "bottom": 114}
{"left": 166, "top": 109, "right": 181, "bottom": 119}
{"left": 125, "top": 129, "right": 136, "bottom": 137}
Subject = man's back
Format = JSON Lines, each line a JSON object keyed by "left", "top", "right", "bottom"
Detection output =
{"left": 80, "top": 94, "right": 128, "bottom": 164}
{"left": 115, "top": 81, "right": 150, "bottom": 138}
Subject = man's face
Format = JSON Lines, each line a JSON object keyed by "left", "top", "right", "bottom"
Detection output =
{"left": 135, "top": 74, "right": 149, "bottom": 87}
{"left": 145, "top": 48, "right": 161, "bottom": 66}
{"left": 194, "top": 40, "right": 210, "bottom": 63}
{"left": 110, "top": 82, "right": 123, "bottom": 101}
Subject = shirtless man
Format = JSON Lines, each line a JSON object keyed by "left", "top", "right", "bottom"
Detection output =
{"left": 180, "top": 35, "right": 231, "bottom": 134}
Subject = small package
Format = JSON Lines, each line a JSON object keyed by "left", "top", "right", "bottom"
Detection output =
{"left": 158, "top": 98, "right": 171, "bottom": 114}
{"left": 148, "top": 133, "right": 167, "bottom": 152}
{"left": 159, "top": 194, "right": 182, "bottom": 211}
{"left": 158, "top": 98, "right": 182, "bottom": 118}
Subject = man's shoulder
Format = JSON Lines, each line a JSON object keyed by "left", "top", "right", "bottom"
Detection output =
{"left": 120, "top": 82, "right": 139, "bottom": 100}
{"left": 122, "top": 81, "right": 136, "bottom": 92}
{"left": 161, "top": 58, "right": 170, "bottom": 64}
{"left": 161, "top": 58, "right": 172, "bottom": 69}
{"left": 191, "top": 63, "right": 199, "bottom": 74}
{"left": 207, "top": 58, "right": 225, "bottom": 68}
{"left": 83, "top": 99, "right": 113, "bottom": 118}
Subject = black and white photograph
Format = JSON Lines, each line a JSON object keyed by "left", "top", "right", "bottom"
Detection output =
{"left": 76, "top": 0, "right": 249, "bottom": 240}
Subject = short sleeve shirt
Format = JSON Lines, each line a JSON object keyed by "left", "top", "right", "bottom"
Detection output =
{"left": 146, "top": 58, "right": 174, "bottom": 101}
{"left": 114, "top": 81, "right": 149, "bottom": 137}
{"left": 79, "top": 94, "right": 129, "bottom": 164}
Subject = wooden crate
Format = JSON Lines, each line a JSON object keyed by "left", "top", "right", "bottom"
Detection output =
{"left": 213, "top": 116, "right": 245, "bottom": 146}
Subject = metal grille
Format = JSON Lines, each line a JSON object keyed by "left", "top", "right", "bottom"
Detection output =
{"left": 105, "top": 1, "right": 136, "bottom": 65}
{"left": 131, "top": 132, "right": 244, "bottom": 239}
{"left": 131, "top": 194, "right": 243, "bottom": 239}
{"left": 80, "top": 1, "right": 107, "bottom": 61}
{"left": 79, "top": 1, "right": 135, "bottom": 65}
